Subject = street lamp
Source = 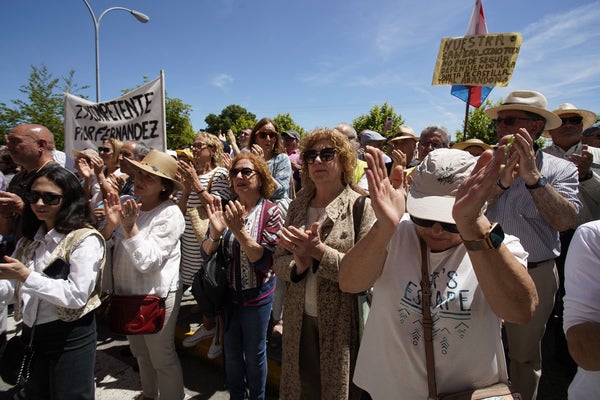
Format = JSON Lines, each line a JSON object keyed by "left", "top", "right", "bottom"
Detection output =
{"left": 82, "top": 0, "right": 150, "bottom": 102}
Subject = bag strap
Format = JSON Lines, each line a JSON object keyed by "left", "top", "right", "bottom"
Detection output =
{"left": 420, "top": 236, "right": 438, "bottom": 400}
{"left": 352, "top": 195, "right": 367, "bottom": 244}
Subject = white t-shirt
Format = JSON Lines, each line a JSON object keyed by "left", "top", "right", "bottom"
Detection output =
{"left": 563, "top": 221, "right": 600, "bottom": 399}
{"left": 354, "top": 217, "right": 526, "bottom": 400}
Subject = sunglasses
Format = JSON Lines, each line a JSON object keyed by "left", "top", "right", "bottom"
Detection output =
{"left": 229, "top": 167, "right": 256, "bottom": 178}
{"left": 192, "top": 142, "right": 209, "bottom": 149}
{"left": 419, "top": 141, "right": 444, "bottom": 150}
{"left": 494, "top": 117, "right": 539, "bottom": 126}
{"left": 303, "top": 148, "right": 337, "bottom": 164}
{"left": 560, "top": 116, "right": 583, "bottom": 125}
{"left": 24, "top": 190, "right": 63, "bottom": 206}
{"left": 410, "top": 215, "right": 460, "bottom": 234}
{"left": 257, "top": 132, "right": 277, "bottom": 140}
{"left": 98, "top": 146, "right": 113, "bottom": 154}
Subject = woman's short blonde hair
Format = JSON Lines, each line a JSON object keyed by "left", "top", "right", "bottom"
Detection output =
{"left": 196, "top": 132, "right": 225, "bottom": 167}
{"left": 107, "top": 137, "right": 123, "bottom": 165}
{"left": 299, "top": 127, "right": 358, "bottom": 193}
{"left": 229, "top": 152, "right": 277, "bottom": 199}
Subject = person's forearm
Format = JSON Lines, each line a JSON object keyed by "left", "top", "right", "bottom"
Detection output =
{"left": 339, "top": 221, "right": 393, "bottom": 293}
{"left": 467, "top": 245, "right": 538, "bottom": 323}
{"left": 529, "top": 185, "right": 577, "bottom": 231}
{"left": 234, "top": 229, "right": 264, "bottom": 263}
{"left": 567, "top": 322, "right": 600, "bottom": 370}
{"left": 177, "top": 190, "right": 191, "bottom": 214}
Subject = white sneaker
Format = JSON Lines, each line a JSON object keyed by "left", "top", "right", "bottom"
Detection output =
{"left": 182, "top": 325, "right": 216, "bottom": 348}
{"left": 207, "top": 335, "right": 223, "bottom": 359}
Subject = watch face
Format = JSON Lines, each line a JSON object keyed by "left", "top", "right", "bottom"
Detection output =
{"left": 539, "top": 176, "right": 548, "bottom": 187}
{"left": 489, "top": 223, "right": 505, "bottom": 249}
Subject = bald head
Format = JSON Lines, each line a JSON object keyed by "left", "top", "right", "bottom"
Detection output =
{"left": 5, "top": 124, "right": 55, "bottom": 171}
{"left": 335, "top": 123, "right": 360, "bottom": 151}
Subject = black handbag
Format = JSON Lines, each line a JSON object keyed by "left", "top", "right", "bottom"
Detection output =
{"left": 0, "top": 330, "right": 35, "bottom": 386}
{"left": 191, "top": 244, "right": 228, "bottom": 313}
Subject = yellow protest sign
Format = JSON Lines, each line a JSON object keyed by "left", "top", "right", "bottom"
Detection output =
{"left": 432, "top": 33, "right": 522, "bottom": 87}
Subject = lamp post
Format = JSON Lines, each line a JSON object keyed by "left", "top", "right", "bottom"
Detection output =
{"left": 82, "top": 0, "right": 149, "bottom": 103}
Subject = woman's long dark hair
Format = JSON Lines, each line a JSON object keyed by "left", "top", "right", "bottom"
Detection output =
{"left": 22, "top": 166, "right": 95, "bottom": 239}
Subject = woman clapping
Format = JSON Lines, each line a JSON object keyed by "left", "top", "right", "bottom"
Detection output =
{"left": 202, "top": 153, "right": 284, "bottom": 400}
{"left": 101, "top": 150, "right": 186, "bottom": 400}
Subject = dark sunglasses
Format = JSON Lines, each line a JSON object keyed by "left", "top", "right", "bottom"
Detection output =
{"left": 192, "top": 142, "right": 210, "bottom": 149}
{"left": 560, "top": 116, "right": 583, "bottom": 125}
{"left": 410, "top": 215, "right": 460, "bottom": 234}
{"left": 229, "top": 167, "right": 256, "bottom": 178}
{"left": 303, "top": 148, "right": 337, "bottom": 164}
{"left": 419, "top": 141, "right": 443, "bottom": 150}
{"left": 98, "top": 146, "right": 113, "bottom": 154}
{"left": 494, "top": 117, "right": 539, "bottom": 126}
{"left": 257, "top": 132, "right": 277, "bottom": 139}
{"left": 24, "top": 190, "right": 63, "bottom": 206}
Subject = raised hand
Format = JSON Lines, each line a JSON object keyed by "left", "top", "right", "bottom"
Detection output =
{"left": 453, "top": 150, "right": 498, "bottom": 224}
{"left": 364, "top": 146, "right": 406, "bottom": 231}
{"left": 251, "top": 144, "right": 264, "bottom": 158}
{"left": 224, "top": 200, "right": 247, "bottom": 235}
{"left": 206, "top": 197, "right": 226, "bottom": 236}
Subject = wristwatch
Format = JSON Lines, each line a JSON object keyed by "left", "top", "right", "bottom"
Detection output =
{"left": 462, "top": 222, "right": 505, "bottom": 251}
{"left": 525, "top": 175, "right": 548, "bottom": 189}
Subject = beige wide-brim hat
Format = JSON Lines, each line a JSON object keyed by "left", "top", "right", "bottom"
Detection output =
{"left": 552, "top": 103, "right": 597, "bottom": 129}
{"left": 124, "top": 149, "right": 184, "bottom": 190}
{"left": 72, "top": 148, "right": 99, "bottom": 161}
{"left": 451, "top": 138, "right": 492, "bottom": 152}
{"left": 389, "top": 125, "right": 419, "bottom": 142}
{"left": 486, "top": 90, "right": 563, "bottom": 131}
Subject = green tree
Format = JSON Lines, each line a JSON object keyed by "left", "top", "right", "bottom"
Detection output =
{"left": 273, "top": 113, "right": 304, "bottom": 135}
{"left": 165, "top": 97, "right": 196, "bottom": 149}
{"left": 204, "top": 104, "right": 257, "bottom": 135}
{"left": 0, "top": 64, "right": 87, "bottom": 150}
{"left": 352, "top": 102, "right": 404, "bottom": 138}
{"left": 454, "top": 98, "right": 499, "bottom": 145}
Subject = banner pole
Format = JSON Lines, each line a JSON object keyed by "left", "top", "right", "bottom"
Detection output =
{"left": 463, "top": 87, "right": 471, "bottom": 139}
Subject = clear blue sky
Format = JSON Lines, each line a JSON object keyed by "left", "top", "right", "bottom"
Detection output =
{"left": 1, "top": 0, "right": 598, "bottom": 143}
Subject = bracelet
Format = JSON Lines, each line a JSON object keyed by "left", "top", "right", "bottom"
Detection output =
{"left": 208, "top": 233, "right": 222, "bottom": 242}
{"left": 496, "top": 177, "right": 510, "bottom": 190}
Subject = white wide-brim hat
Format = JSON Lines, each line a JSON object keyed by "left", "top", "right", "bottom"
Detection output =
{"left": 486, "top": 90, "right": 563, "bottom": 131}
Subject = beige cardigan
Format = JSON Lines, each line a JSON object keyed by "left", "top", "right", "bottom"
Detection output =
{"left": 273, "top": 186, "right": 376, "bottom": 400}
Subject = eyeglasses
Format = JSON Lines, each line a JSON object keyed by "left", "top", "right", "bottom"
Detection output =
{"left": 418, "top": 141, "right": 444, "bottom": 150}
{"left": 24, "top": 190, "right": 63, "bottom": 206}
{"left": 192, "top": 142, "right": 209, "bottom": 149}
{"left": 303, "top": 148, "right": 337, "bottom": 164}
{"left": 410, "top": 215, "right": 459, "bottom": 234}
{"left": 229, "top": 167, "right": 256, "bottom": 178}
{"left": 560, "top": 116, "right": 583, "bottom": 125}
{"left": 98, "top": 147, "right": 113, "bottom": 154}
{"left": 494, "top": 117, "right": 540, "bottom": 126}
{"left": 257, "top": 132, "right": 277, "bottom": 140}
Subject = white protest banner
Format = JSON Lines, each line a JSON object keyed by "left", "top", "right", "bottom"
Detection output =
{"left": 64, "top": 72, "right": 166, "bottom": 166}
{"left": 432, "top": 33, "right": 522, "bottom": 87}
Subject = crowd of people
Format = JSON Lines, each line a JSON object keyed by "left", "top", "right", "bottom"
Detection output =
{"left": 0, "top": 88, "right": 598, "bottom": 400}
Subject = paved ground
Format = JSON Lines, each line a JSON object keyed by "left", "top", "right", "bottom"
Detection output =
{"left": 0, "top": 294, "right": 280, "bottom": 400}
{"left": 1, "top": 296, "right": 574, "bottom": 399}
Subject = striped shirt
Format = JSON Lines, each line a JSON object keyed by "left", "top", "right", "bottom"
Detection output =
{"left": 178, "top": 167, "right": 231, "bottom": 285}
{"left": 486, "top": 151, "right": 581, "bottom": 262}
